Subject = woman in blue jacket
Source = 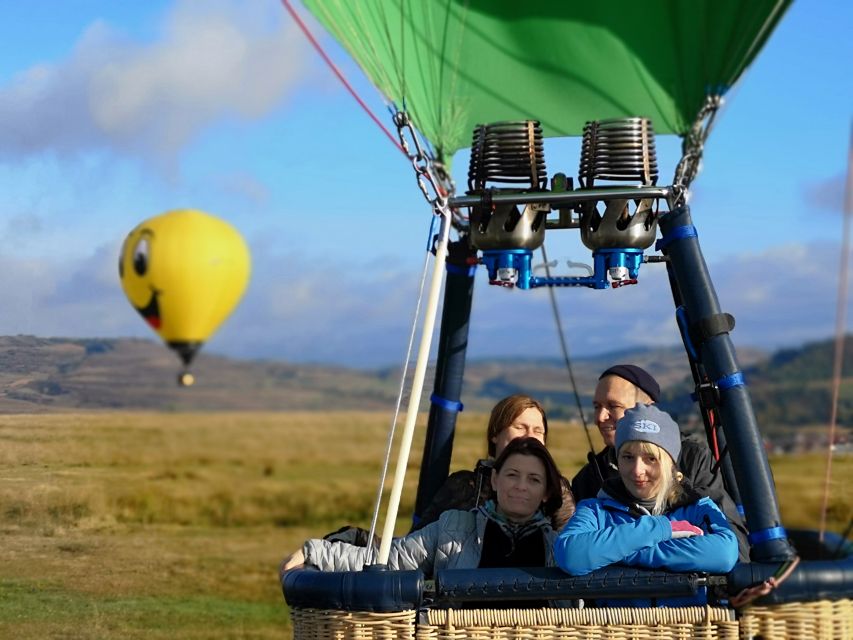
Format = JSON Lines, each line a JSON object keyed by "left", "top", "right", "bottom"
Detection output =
{"left": 554, "top": 403, "right": 738, "bottom": 592}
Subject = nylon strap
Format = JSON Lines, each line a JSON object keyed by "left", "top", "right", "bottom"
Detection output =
{"left": 748, "top": 526, "right": 787, "bottom": 545}
{"left": 695, "top": 313, "right": 735, "bottom": 340}
{"left": 716, "top": 372, "right": 745, "bottom": 390}
{"left": 430, "top": 393, "right": 463, "bottom": 412}
{"left": 655, "top": 225, "right": 698, "bottom": 252}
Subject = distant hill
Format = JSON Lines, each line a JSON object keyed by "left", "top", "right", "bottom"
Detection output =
{"left": 452, "top": 346, "right": 764, "bottom": 419}
{"left": 0, "top": 336, "right": 402, "bottom": 413}
{"left": 661, "top": 336, "right": 853, "bottom": 436}
{"left": 1, "top": 334, "right": 849, "bottom": 437}
{"left": 0, "top": 335, "right": 737, "bottom": 414}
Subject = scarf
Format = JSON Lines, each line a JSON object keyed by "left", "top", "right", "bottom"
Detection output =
{"left": 477, "top": 499, "right": 551, "bottom": 546}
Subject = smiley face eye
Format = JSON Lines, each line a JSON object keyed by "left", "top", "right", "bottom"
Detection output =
{"left": 133, "top": 237, "right": 150, "bottom": 276}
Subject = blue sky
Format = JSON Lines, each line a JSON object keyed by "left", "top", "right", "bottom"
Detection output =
{"left": 0, "top": 0, "right": 850, "bottom": 368}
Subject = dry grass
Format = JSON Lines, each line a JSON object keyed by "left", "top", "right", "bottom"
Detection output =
{"left": 0, "top": 412, "right": 849, "bottom": 638}
{"left": 770, "top": 452, "right": 852, "bottom": 532}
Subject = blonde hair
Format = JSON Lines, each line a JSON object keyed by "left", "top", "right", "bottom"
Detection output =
{"left": 623, "top": 441, "right": 684, "bottom": 515}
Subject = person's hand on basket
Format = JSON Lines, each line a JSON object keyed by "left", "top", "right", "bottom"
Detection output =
{"left": 279, "top": 548, "right": 305, "bottom": 579}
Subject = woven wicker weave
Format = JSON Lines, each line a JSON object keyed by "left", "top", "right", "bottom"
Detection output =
{"left": 289, "top": 606, "right": 738, "bottom": 640}
{"left": 738, "top": 598, "right": 853, "bottom": 640}
{"left": 289, "top": 600, "right": 853, "bottom": 640}
{"left": 419, "top": 607, "right": 738, "bottom": 640}
{"left": 290, "top": 608, "right": 417, "bottom": 640}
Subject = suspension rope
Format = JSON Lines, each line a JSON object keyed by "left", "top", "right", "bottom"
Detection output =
{"left": 539, "top": 245, "right": 594, "bottom": 453}
{"left": 364, "top": 226, "right": 435, "bottom": 564}
{"left": 362, "top": 101, "right": 452, "bottom": 561}
{"left": 819, "top": 122, "right": 853, "bottom": 543}
{"left": 280, "top": 0, "right": 404, "bottom": 155}
{"left": 377, "top": 211, "right": 451, "bottom": 565}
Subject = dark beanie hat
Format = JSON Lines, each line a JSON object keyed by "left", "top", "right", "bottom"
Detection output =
{"left": 599, "top": 364, "right": 660, "bottom": 402}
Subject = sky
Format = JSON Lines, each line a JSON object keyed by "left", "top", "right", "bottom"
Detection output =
{"left": 0, "top": 0, "right": 850, "bottom": 369}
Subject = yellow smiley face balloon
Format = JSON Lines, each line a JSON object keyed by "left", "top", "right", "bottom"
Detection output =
{"left": 119, "top": 209, "right": 251, "bottom": 383}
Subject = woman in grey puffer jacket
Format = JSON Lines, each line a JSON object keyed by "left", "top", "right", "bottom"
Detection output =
{"left": 280, "top": 437, "right": 564, "bottom": 577}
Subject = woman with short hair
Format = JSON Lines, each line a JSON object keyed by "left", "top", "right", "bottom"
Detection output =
{"left": 281, "top": 437, "right": 564, "bottom": 580}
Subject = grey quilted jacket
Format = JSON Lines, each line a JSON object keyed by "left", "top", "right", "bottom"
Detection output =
{"left": 303, "top": 508, "right": 558, "bottom": 576}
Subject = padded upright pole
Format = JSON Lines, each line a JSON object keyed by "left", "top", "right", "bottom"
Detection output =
{"left": 412, "top": 240, "right": 477, "bottom": 526}
{"left": 658, "top": 205, "right": 796, "bottom": 562}
{"left": 664, "top": 261, "right": 744, "bottom": 511}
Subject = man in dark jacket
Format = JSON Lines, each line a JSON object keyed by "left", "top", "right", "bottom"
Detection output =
{"left": 570, "top": 364, "right": 751, "bottom": 561}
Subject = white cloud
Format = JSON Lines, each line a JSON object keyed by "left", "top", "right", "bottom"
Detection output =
{"left": 214, "top": 250, "right": 428, "bottom": 365}
{"left": 459, "top": 242, "right": 851, "bottom": 363}
{"left": 2, "top": 213, "right": 43, "bottom": 246}
{"left": 215, "top": 171, "right": 271, "bottom": 207}
{"left": 0, "top": 0, "right": 308, "bottom": 166}
{"left": 2, "top": 240, "right": 851, "bottom": 368}
{"left": 710, "top": 242, "right": 848, "bottom": 347}
{"left": 0, "top": 242, "right": 137, "bottom": 337}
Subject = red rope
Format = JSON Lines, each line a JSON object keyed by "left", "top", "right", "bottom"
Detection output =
{"left": 820, "top": 122, "right": 853, "bottom": 542}
{"left": 281, "top": 0, "right": 404, "bottom": 155}
{"left": 709, "top": 410, "right": 721, "bottom": 460}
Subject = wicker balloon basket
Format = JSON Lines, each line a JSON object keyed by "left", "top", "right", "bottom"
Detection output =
{"left": 289, "top": 599, "right": 853, "bottom": 640}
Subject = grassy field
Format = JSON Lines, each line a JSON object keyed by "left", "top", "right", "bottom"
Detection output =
{"left": 0, "top": 412, "right": 850, "bottom": 638}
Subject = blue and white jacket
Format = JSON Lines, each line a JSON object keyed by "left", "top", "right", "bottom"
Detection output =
{"left": 553, "top": 480, "right": 738, "bottom": 605}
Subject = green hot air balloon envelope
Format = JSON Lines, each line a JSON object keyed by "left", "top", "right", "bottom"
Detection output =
{"left": 302, "top": 0, "right": 790, "bottom": 160}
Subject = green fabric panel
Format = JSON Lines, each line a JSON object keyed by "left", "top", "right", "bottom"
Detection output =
{"left": 302, "top": 0, "right": 791, "bottom": 160}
